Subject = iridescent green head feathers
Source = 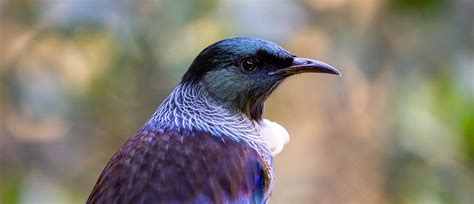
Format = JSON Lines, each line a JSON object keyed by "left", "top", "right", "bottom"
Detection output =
{"left": 182, "top": 37, "right": 340, "bottom": 121}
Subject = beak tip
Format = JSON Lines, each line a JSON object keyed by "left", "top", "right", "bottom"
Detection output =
{"left": 324, "top": 66, "right": 342, "bottom": 77}
{"left": 292, "top": 57, "right": 342, "bottom": 77}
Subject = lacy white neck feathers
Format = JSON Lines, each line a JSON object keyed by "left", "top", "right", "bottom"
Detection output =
{"left": 144, "top": 83, "right": 289, "bottom": 156}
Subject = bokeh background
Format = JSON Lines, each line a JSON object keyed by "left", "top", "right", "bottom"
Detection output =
{"left": 1, "top": 0, "right": 473, "bottom": 203}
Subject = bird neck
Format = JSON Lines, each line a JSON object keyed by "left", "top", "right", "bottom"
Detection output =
{"left": 143, "top": 83, "right": 271, "bottom": 155}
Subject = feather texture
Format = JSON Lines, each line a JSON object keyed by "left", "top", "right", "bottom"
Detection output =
{"left": 87, "top": 128, "right": 271, "bottom": 203}
{"left": 257, "top": 119, "right": 290, "bottom": 156}
{"left": 145, "top": 83, "right": 271, "bottom": 158}
{"left": 88, "top": 83, "right": 275, "bottom": 203}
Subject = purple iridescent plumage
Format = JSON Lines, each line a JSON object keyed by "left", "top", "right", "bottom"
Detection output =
{"left": 87, "top": 83, "right": 273, "bottom": 203}
{"left": 87, "top": 127, "right": 271, "bottom": 203}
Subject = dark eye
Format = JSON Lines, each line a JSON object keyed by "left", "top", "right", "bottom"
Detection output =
{"left": 240, "top": 58, "right": 258, "bottom": 72}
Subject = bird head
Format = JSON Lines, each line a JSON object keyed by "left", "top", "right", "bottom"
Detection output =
{"left": 182, "top": 37, "right": 340, "bottom": 121}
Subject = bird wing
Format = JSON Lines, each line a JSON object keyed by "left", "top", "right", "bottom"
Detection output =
{"left": 87, "top": 128, "right": 270, "bottom": 204}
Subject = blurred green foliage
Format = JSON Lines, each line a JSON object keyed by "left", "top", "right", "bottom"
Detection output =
{"left": 391, "top": 0, "right": 447, "bottom": 11}
{"left": 429, "top": 71, "right": 474, "bottom": 166}
{"left": 0, "top": 173, "right": 21, "bottom": 204}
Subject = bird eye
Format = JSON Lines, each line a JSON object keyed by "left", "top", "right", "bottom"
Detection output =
{"left": 240, "top": 58, "right": 258, "bottom": 72}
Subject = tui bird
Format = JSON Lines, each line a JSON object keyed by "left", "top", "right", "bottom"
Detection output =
{"left": 87, "top": 37, "right": 340, "bottom": 204}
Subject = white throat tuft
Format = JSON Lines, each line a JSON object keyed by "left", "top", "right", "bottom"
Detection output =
{"left": 257, "top": 119, "right": 290, "bottom": 156}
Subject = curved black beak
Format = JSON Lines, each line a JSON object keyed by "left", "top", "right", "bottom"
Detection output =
{"left": 269, "top": 57, "right": 341, "bottom": 76}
